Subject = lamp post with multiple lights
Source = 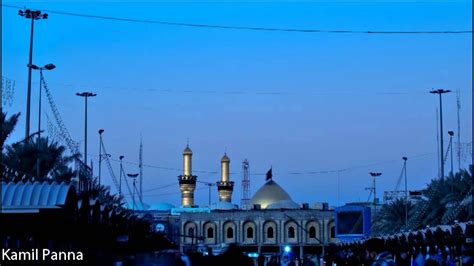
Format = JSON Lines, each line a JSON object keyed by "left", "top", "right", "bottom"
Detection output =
{"left": 76, "top": 92, "right": 96, "bottom": 169}
{"left": 29, "top": 63, "right": 55, "bottom": 179}
{"left": 119, "top": 156, "right": 125, "bottom": 197}
{"left": 18, "top": 9, "right": 48, "bottom": 141}
{"left": 448, "top": 131, "right": 455, "bottom": 194}
{"left": 369, "top": 172, "right": 382, "bottom": 219}
{"left": 127, "top": 173, "right": 139, "bottom": 210}
{"left": 430, "top": 89, "right": 451, "bottom": 179}
{"left": 29, "top": 63, "right": 56, "bottom": 140}
{"left": 448, "top": 131, "right": 454, "bottom": 177}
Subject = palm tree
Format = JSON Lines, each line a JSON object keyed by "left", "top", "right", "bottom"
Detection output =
{"left": 373, "top": 198, "right": 414, "bottom": 235}
{"left": 1, "top": 112, "right": 21, "bottom": 180}
{"left": 440, "top": 167, "right": 472, "bottom": 223}
{"left": 80, "top": 177, "right": 126, "bottom": 210}
{"left": 1, "top": 112, "right": 20, "bottom": 150}
{"left": 4, "top": 137, "right": 77, "bottom": 182}
{"left": 417, "top": 165, "right": 473, "bottom": 228}
{"left": 374, "top": 166, "right": 472, "bottom": 234}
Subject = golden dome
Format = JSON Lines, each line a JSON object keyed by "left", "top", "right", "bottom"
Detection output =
{"left": 221, "top": 153, "right": 230, "bottom": 163}
{"left": 183, "top": 146, "right": 193, "bottom": 155}
{"left": 250, "top": 180, "right": 297, "bottom": 209}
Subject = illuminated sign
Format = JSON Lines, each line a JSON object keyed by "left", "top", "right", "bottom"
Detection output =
{"left": 171, "top": 207, "right": 211, "bottom": 215}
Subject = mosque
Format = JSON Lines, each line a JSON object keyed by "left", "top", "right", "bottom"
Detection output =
{"left": 138, "top": 145, "right": 337, "bottom": 257}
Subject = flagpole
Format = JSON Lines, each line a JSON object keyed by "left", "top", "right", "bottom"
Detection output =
{"left": 266, "top": 167, "right": 273, "bottom": 181}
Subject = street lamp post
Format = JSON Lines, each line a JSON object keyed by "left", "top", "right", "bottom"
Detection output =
{"left": 119, "top": 156, "right": 124, "bottom": 197}
{"left": 29, "top": 63, "right": 55, "bottom": 179}
{"left": 369, "top": 172, "right": 382, "bottom": 219}
{"left": 98, "top": 129, "right": 104, "bottom": 186}
{"left": 448, "top": 131, "right": 454, "bottom": 177}
{"left": 448, "top": 131, "right": 455, "bottom": 193}
{"left": 18, "top": 9, "right": 48, "bottom": 141}
{"left": 127, "top": 173, "right": 139, "bottom": 210}
{"left": 29, "top": 63, "right": 56, "bottom": 140}
{"left": 402, "top": 157, "right": 408, "bottom": 227}
{"left": 430, "top": 89, "right": 451, "bottom": 179}
{"left": 76, "top": 92, "right": 96, "bottom": 169}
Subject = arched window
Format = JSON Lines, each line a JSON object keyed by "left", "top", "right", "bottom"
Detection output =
{"left": 247, "top": 227, "right": 254, "bottom": 238}
{"left": 188, "top": 228, "right": 194, "bottom": 237}
{"left": 207, "top": 227, "right": 214, "bottom": 238}
{"left": 227, "top": 227, "right": 234, "bottom": 239}
{"left": 309, "top": 226, "right": 316, "bottom": 238}
{"left": 288, "top": 226, "right": 295, "bottom": 238}
{"left": 330, "top": 226, "right": 335, "bottom": 238}
{"left": 267, "top": 227, "right": 274, "bottom": 238}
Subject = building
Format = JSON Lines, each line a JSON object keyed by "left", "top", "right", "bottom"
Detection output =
{"left": 140, "top": 145, "right": 337, "bottom": 258}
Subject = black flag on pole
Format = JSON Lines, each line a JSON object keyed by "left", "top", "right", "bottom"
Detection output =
{"left": 266, "top": 167, "right": 272, "bottom": 181}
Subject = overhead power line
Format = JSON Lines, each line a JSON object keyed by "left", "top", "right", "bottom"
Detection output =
{"left": 9, "top": 78, "right": 435, "bottom": 96}
{"left": 12, "top": 78, "right": 472, "bottom": 97}
{"left": 88, "top": 152, "right": 436, "bottom": 177}
{"left": 3, "top": 4, "right": 472, "bottom": 35}
{"left": 142, "top": 182, "right": 176, "bottom": 193}
{"left": 122, "top": 186, "right": 207, "bottom": 198}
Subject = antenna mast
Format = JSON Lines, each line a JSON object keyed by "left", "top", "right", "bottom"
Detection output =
{"left": 241, "top": 159, "right": 250, "bottom": 209}
{"left": 456, "top": 90, "right": 461, "bottom": 170}
{"left": 139, "top": 135, "right": 143, "bottom": 203}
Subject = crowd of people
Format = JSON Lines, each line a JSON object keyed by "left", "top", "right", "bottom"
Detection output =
{"left": 149, "top": 222, "right": 473, "bottom": 266}
{"left": 329, "top": 222, "right": 474, "bottom": 265}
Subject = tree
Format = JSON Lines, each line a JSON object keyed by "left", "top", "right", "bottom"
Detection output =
{"left": 405, "top": 166, "right": 472, "bottom": 232}
{"left": 77, "top": 176, "right": 128, "bottom": 214}
{"left": 373, "top": 198, "right": 414, "bottom": 235}
{"left": 374, "top": 166, "right": 472, "bottom": 235}
{"left": 419, "top": 167, "right": 471, "bottom": 227}
{"left": 4, "top": 136, "right": 77, "bottom": 182}
{"left": 1, "top": 112, "right": 20, "bottom": 150}
{"left": 1, "top": 112, "right": 21, "bottom": 180}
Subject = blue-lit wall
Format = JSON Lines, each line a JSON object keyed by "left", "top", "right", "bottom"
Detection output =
{"left": 335, "top": 205, "right": 371, "bottom": 241}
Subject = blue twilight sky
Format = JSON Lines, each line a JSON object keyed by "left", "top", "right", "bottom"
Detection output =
{"left": 2, "top": 0, "right": 472, "bottom": 208}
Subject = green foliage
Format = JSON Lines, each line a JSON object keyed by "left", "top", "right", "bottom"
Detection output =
{"left": 421, "top": 167, "right": 472, "bottom": 226}
{"left": 1, "top": 111, "right": 80, "bottom": 183}
{"left": 375, "top": 166, "right": 473, "bottom": 235}
{"left": 1, "top": 112, "right": 20, "bottom": 149}
{"left": 4, "top": 137, "right": 77, "bottom": 182}
{"left": 373, "top": 198, "right": 414, "bottom": 235}
{"left": 81, "top": 177, "right": 127, "bottom": 210}
{"left": 1, "top": 111, "right": 169, "bottom": 251}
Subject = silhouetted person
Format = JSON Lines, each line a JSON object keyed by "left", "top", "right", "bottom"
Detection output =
{"left": 365, "top": 238, "right": 395, "bottom": 266}
{"left": 288, "top": 258, "right": 296, "bottom": 266}
{"left": 302, "top": 255, "right": 316, "bottom": 266}
{"left": 217, "top": 244, "right": 253, "bottom": 266}
{"left": 396, "top": 250, "right": 410, "bottom": 266}
{"left": 154, "top": 250, "right": 186, "bottom": 266}
{"left": 267, "top": 255, "right": 279, "bottom": 266}
{"left": 463, "top": 223, "right": 474, "bottom": 265}
{"left": 424, "top": 258, "right": 440, "bottom": 266}
{"left": 281, "top": 255, "right": 291, "bottom": 266}
{"left": 258, "top": 254, "right": 265, "bottom": 266}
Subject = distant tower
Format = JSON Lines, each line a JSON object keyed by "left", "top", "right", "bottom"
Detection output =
{"left": 178, "top": 145, "right": 197, "bottom": 207}
{"left": 217, "top": 153, "right": 234, "bottom": 202}
{"left": 241, "top": 159, "right": 250, "bottom": 209}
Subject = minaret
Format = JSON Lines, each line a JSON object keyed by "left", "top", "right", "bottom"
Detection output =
{"left": 217, "top": 153, "right": 234, "bottom": 202}
{"left": 178, "top": 145, "right": 197, "bottom": 207}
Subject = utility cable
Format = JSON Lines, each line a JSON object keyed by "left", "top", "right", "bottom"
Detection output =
{"left": 3, "top": 4, "right": 472, "bottom": 35}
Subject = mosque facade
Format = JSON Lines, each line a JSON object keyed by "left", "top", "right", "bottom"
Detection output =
{"left": 141, "top": 145, "right": 337, "bottom": 256}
